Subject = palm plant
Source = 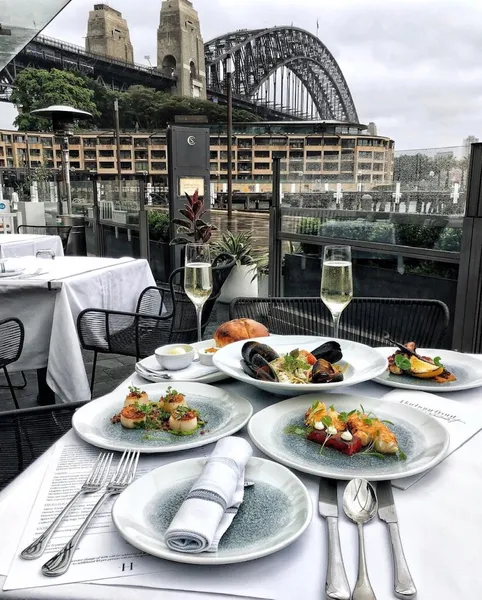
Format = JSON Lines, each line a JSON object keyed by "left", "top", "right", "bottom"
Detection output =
{"left": 213, "top": 231, "right": 268, "bottom": 277}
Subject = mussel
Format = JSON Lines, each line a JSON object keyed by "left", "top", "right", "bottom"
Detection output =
{"left": 311, "top": 359, "right": 344, "bottom": 383}
{"left": 240, "top": 341, "right": 280, "bottom": 382}
{"left": 311, "top": 341, "right": 343, "bottom": 364}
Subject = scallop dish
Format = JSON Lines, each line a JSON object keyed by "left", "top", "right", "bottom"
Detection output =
{"left": 111, "top": 386, "right": 206, "bottom": 436}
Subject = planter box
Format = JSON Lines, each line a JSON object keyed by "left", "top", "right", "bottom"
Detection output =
{"left": 218, "top": 264, "right": 258, "bottom": 304}
{"left": 149, "top": 240, "right": 171, "bottom": 282}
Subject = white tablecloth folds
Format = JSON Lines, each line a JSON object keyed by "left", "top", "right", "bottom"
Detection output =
{"left": 0, "top": 260, "right": 18, "bottom": 273}
{"left": 165, "top": 437, "right": 253, "bottom": 553}
{"left": 0, "top": 234, "right": 64, "bottom": 258}
{"left": 136, "top": 355, "right": 219, "bottom": 382}
{"left": 0, "top": 256, "right": 156, "bottom": 403}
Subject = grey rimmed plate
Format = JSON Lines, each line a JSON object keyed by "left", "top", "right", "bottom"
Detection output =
{"left": 112, "top": 456, "right": 312, "bottom": 564}
{"left": 373, "top": 347, "right": 482, "bottom": 392}
{"left": 248, "top": 393, "right": 450, "bottom": 481}
{"left": 72, "top": 382, "right": 253, "bottom": 453}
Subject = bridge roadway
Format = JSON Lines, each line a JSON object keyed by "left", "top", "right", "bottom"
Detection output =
{"left": 0, "top": 34, "right": 301, "bottom": 121}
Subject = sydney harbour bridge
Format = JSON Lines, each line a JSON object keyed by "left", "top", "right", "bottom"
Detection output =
{"left": 0, "top": 26, "right": 358, "bottom": 123}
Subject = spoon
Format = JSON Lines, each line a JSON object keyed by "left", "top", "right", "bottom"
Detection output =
{"left": 343, "top": 478, "right": 378, "bottom": 600}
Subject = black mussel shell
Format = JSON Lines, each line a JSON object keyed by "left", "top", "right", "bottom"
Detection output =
{"left": 311, "top": 341, "right": 343, "bottom": 364}
{"left": 311, "top": 359, "right": 344, "bottom": 383}
{"left": 240, "top": 354, "right": 278, "bottom": 382}
{"left": 241, "top": 341, "right": 279, "bottom": 364}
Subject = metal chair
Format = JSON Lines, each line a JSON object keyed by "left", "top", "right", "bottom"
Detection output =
{"left": 229, "top": 297, "right": 450, "bottom": 347}
{"left": 77, "top": 253, "right": 235, "bottom": 394}
{"left": 0, "top": 318, "right": 25, "bottom": 409}
{"left": 17, "top": 225, "right": 72, "bottom": 253}
{"left": 0, "top": 401, "right": 88, "bottom": 491}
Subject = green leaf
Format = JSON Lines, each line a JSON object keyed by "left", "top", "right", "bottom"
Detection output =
{"left": 284, "top": 425, "right": 307, "bottom": 437}
{"left": 363, "top": 418, "right": 373, "bottom": 425}
{"left": 171, "top": 218, "right": 190, "bottom": 228}
{"left": 395, "top": 354, "right": 411, "bottom": 371}
{"left": 321, "top": 415, "right": 332, "bottom": 427}
{"left": 381, "top": 419, "right": 394, "bottom": 425}
{"left": 170, "top": 237, "right": 188, "bottom": 245}
{"left": 398, "top": 449, "right": 407, "bottom": 461}
{"left": 433, "top": 356, "right": 443, "bottom": 367}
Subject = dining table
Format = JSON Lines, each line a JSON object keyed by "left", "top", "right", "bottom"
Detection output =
{"left": 0, "top": 363, "right": 480, "bottom": 600}
{"left": 0, "top": 234, "right": 64, "bottom": 258}
{"left": 0, "top": 256, "right": 156, "bottom": 404}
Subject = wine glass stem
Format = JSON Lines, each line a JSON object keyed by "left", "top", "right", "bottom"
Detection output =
{"left": 332, "top": 313, "right": 341, "bottom": 338}
{"left": 196, "top": 305, "right": 202, "bottom": 343}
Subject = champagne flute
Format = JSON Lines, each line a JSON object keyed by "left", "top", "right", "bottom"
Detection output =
{"left": 184, "top": 243, "right": 213, "bottom": 343}
{"left": 320, "top": 245, "right": 353, "bottom": 338}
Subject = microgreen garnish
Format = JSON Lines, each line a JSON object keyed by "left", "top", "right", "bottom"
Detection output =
{"left": 283, "top": 349, "right": 310, "bottom": 373}
{"left": 394, "top": 354, "right": 411, "bottom": 371}
{"left": 398, "top": 449, "right": 407, "bottom": 461}
{"left": 284, "top": 425, "right": 308, "bottom": 437}
{"left": 433, "top": 356, "right": 443, "bottom": 368}
{"left": 128, "top": 385, "right": 143, "bottom": 396}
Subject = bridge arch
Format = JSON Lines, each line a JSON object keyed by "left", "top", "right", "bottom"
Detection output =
{"left": 205, "top": 26, "right": 359, "bottom": 122}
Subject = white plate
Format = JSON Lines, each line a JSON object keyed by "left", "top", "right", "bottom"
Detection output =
{"left": 213, "top": 335, "right": 387, "bottom": 396}
{"left": 112, "top": 456, "right": 312, "bottom": 564}
{"left": 0, "top": 268, "right": 24, "bottom": 278}
{"left": 373, "top": 347, "right": 482, "bottom": 392}
{"left": 72, "top": 382, "right": 252, "bottom": 453}
{"left": 248, "top": 393, "right": 450, "bottom": 481}
{"left": 136, "top": 339, "right": 228, "bottom": 384}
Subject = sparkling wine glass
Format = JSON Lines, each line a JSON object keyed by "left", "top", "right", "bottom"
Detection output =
{"left": 184, "top": 243, "right": 213, "bottom": 342}
{"left": 320, "top": 245, "right": 353, "bottom": 338}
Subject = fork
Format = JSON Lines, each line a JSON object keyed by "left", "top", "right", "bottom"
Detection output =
{"left": 41, "top": 450, "right": 140, "bottom": 577}
{"left": 21, "top": 452, "right": 113, "bottom": 560}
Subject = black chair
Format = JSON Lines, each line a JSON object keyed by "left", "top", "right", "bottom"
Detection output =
{"left": 0, "top": 318, "right": 25, "bottom": 409}
{"left": 17, "top": 225, "right": 72, "bottom": 254}
{"left": 229, "top": 297, "right": 449, "bottom": 347}
{"left": 0, "top": 402, "right": 88, "bottom": 491}
{"left": 77, "top": 253, "right": 236, "bottom": 394}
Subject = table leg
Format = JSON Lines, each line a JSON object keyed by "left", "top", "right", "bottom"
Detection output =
{"left": 37, "top": 368, "right": 56, "bottom": 406}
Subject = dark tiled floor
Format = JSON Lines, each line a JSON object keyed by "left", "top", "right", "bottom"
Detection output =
{"left": 0, "top": 303, "right": 230, "bottom": 412}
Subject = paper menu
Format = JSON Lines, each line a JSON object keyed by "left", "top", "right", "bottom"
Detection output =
{"left": 4, "top": 439, "right": 210, "bottom": 591}
{"left": 383, "top": 389, "right": 482, "bottom": 490}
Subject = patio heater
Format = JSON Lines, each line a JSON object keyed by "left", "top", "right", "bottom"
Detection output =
{"left": 31, "top": 105, "right": 92, "bottom": 215}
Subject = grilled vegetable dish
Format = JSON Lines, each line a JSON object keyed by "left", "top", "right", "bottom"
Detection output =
{"left": 240, "top": 340, "right": 345, "bottom": 384}
{"left": 387, "top": 340, "right": 456, "bottom": 383}
{"left": 111, "top": 386, "right": 206, "bottom": 436}
{"left": 285, "top": 401, "right": 406, "bottom": 460}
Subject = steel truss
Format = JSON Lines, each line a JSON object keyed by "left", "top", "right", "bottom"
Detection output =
{"left": 205, "top": 26, "right": 359, "bottom": 122}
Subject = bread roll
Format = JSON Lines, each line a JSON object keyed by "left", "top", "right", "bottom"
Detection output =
{"left": 214, "top": 319, "right": 269, "bottom": 347}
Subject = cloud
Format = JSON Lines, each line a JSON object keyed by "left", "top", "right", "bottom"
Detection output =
{"left": 1, "top": 0, "right": 480, "bottom": 149}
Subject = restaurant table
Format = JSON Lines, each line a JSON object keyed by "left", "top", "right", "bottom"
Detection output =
{"left": 0, "top": 368, "right": 481, "bottom": 600}
{"left": 0, "top": 256, "right": 156, "bottom": 404}
{"left": 0, "top": 234, "right": 64, "bottom": 258}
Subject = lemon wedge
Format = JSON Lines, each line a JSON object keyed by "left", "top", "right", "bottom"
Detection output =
{"left": 409, "top": 356, "right": 444, "bottom": 379}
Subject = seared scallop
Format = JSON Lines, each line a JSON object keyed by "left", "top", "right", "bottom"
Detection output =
{"left": 120, "top": 405, "right": 146, "bottom": 429}
{"left": 168, "top": 408, "right": 198, "bottom": 433}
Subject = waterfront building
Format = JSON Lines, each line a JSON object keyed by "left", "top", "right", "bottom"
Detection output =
{"left": 0, "top": 120, "right": 394, "bottom": 193}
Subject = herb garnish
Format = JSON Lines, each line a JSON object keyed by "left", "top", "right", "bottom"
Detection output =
{"left": 283, "top": 349, "right": 310, "bottom": 373}
{"left": 394, "top": 354, "right": 411, "bottom": 371}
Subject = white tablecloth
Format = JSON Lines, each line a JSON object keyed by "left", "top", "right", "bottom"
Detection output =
{"left": 0, "top": 234, "right": 64, "bottom": 258}
{"left": 0, "top": 257, "right": 156, "bottom": 403}
{"left": 0, "top": 370, "right": 481, "bottom": 599}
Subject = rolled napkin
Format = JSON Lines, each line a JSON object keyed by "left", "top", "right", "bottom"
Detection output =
{"left": 165, "top": 436, "right": 253, "bottom": 553}
{"left": 136, "top": 357, "right": 218, "bottom": 381}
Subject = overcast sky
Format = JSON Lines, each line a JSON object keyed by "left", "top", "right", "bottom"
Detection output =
{"left": 1, "top": 0, "right": 481, "bottom": 149}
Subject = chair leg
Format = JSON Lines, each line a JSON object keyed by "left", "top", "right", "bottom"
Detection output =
{"left": 3, "top": 366, "right": 20, "bottom": 410}
{"left": 0, "top": 370, "right": 27, "bottom": 390}
{"left": 90, "top": 351, "right": 98, "bottom": 397}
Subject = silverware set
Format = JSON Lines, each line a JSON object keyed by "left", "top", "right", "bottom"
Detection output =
{"left": 11, "top": 268, "right": 48, "bottom": 280}
{"left": 20, "top": 450, "right": 139, "bottom": 577}
{"left": 319, "top": 477, "right": 416, "bottom": 600}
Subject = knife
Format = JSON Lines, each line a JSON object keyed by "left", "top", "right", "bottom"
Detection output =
{"left": 377, "top": 481, "right": 417, "bottom": 599}
{"left": 318, "top": 478, "right": 350, "bottom": 600}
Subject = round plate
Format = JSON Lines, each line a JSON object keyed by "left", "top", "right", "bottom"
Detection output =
{"left": 213, "top": 335, "right": 387, "bottom": 396}
{"left": 247, "top": 393, "right": 450, "bottom": 481}
{"left": 135, "top": 339, "right": 227, "bottom": 384}
{"left": 373, "top": 347, "right": 482, "bottom": 392}
{"left": 72, "top": 382, "right": 253, "bottom": 453}
{"left": 112, "top": 456, "right": 312, "bottom": 564}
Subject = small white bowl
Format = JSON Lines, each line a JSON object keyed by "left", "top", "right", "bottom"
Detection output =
{"left": 155, "top": 344, "right": 195, "bottom": 370}
{"left": 197, "top": 345, "right": 219, "bottom": 366}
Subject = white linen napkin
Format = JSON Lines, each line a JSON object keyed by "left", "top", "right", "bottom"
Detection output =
{"left": 136, "top": 355, "right": 219, "bottom": 381}
{"left": 165, "top": 436, "right": 253, "bottom": 553}
{"left": 0, "top": 260, "right": 19, "bottom": 273}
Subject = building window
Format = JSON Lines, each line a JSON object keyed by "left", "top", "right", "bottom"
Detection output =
{"left": 70, "top": 161, "right": 81, "bottom": 169}
{"left": 69, "top": 150, "right": 80, "bottom": 158}
{"left": 99, "top": 150, "right": 114, "bottom": 157}
{"left": 289, "top": 139, "right": 304, "bottom": 149}
{"left": 70, "top": 137, "right": 80, "bottom": 145}
{"left": 238, "top": 139, "right": 252, "bottom": 148}
{"left": 359, "top": 151, "right": 373, "bottom": 159}
{"left": 358, "top": 163, "right": 372, "bottom": 170}
{"left": 323, "top": 162, "right": 339, "bottom": 171}
{"left": 99, "top": 137, "right": 114, "bottom": 145}
{"left": 151, "top": 150, "right": 166, "bottom": 159}
{"left": 306, "top": 162, "right": 321, "bottom": 171}
{"left": 151, "top": 162, "right": 167, "bottom": 170}
{"left": 290, "top": 151, "right": 304, "bottom": 160}
{"left": 99, "top": 162, "right": 115, "bottom": 169}
{"left": 306, "top": 151, "right": 321, "bottom": 159}
{"left": 254, "top": 162, "right": 270, "bottom": 170}
{"left": 29, "top": 148, "right": 41, "bottom": 156}
{"left": 84, "top": 138, "right": 97, "bottom": 147}
{"left": 306, "top": 137, "right": 322, "bottom": 146}
{"left": 120, "top": 137, "right": 132, "bottom": 145}
{"left": 120, "top": 162, "right": 132, "bottom": 170}
{"left": 134, "top": 139, "right": 148, "bottom": 148}
{"left": 84, "top": 150, "right": 97, "bottom": 159}
{"left": 135, "top": 161, "right": 149, "bottom": 171}
{"left": 341, "top": 138, "right": 355, "bottom": 148}
{"left": 255, "top": 150, "right": 270, "bottom": 158}
{"left": 135, "top": 151, "right": 148, "bottom": 160}
{"left": 120, "top": 150, "right": 131, "bottom": 159}
{"left": 340, "top": 162, "right": 354, "bottom": 172}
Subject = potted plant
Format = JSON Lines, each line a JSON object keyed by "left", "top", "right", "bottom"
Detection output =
{"left": 213, "top": 231, "right": 267, "bottom": 303}
{"left": 170, "top": 189, "right": 217, "bottom": 245}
